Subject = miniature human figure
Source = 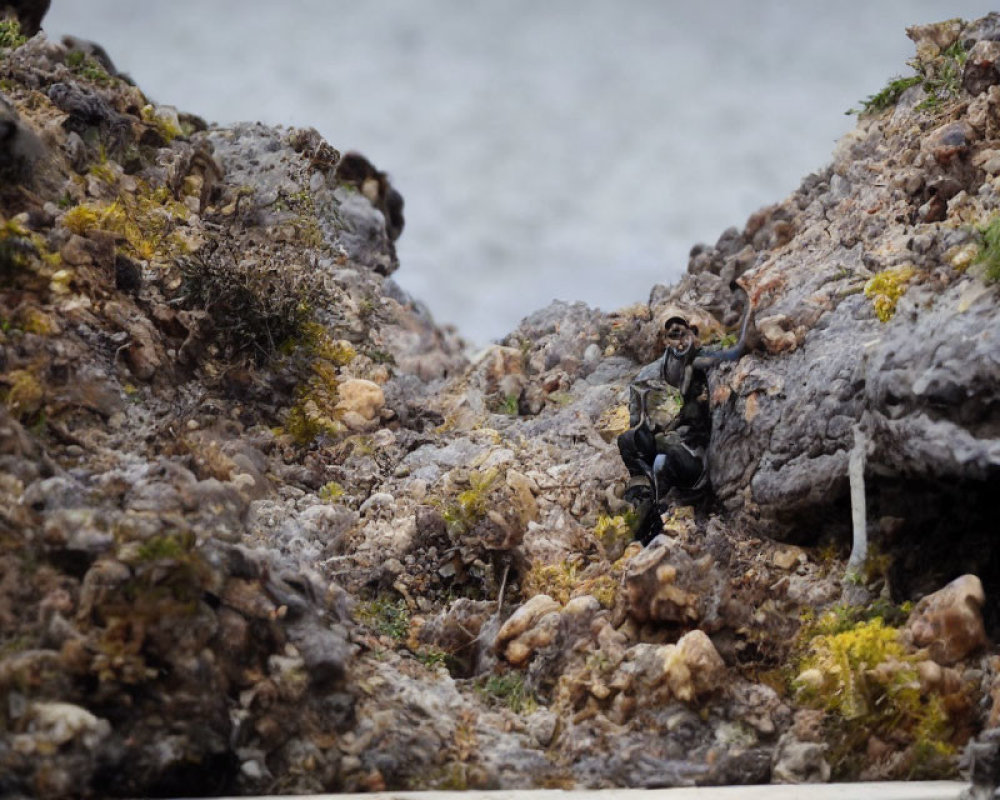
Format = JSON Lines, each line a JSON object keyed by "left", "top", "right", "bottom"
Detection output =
{"left": 617, "top": 285, "right": 754, "bottom": 544}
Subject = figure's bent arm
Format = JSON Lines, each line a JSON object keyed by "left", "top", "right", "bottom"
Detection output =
{"left": 627, "top": 359, "right": 663, "bottom": 427}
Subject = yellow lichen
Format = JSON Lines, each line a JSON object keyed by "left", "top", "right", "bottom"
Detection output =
{"left": 524, "top": 562, "right": 577, "bottom": 605}
{"left": 48, "top": 268, "right": 74, "bottom": 295}
{"left": 587, "top": 574, "right": 618, "bottom": 608}
{"left": 16, "top": 307, "right": 59, "bottom": 335}
{"left": 60, "top": 180, "right": 191, "bottom": 264}
{"left": 864, "top": 266, "right": 917, "bottom": 322}
{"left": 61, "top": 204, "right": 102, "bottom": 236}
{"left": 946, "top": 242, "right": 978, "bottom": 272}
{"left": 595, "top": 404, "right": 630, "bottom": 443}
{"left": 318, "top": 481, "right": 345, "bottom": 502}
{"left": 523, "top": 559, "right": 618, "bottom": 609}
{"left": 4, "top": 369, "right": 44, "bottom": 419}
{"left": 285, "top": 395, "right": 344, "bottom": 446}
{"left": 300, "top": 322, "right": 356, "bottom": 366}
{"left": 795, "top": 616, "right": 907, "bottom": 718}
{"left": 594, "top": 513, "right": 634, "bottom": 554}
{"left": 87, "top": 161, "right": 119, "bottom": 185}
{"left": 284, "top": 356, "right": 345, "bottom": 445}
{"left": 277, "top": 321, "right": 364, "bottom": 445}
{"left": 140, "top": 104, "right": 182, "bottom": 143}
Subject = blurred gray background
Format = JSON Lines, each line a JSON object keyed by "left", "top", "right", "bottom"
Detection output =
{"left": 44, "top": 1, "right": 997, "bottom": 345}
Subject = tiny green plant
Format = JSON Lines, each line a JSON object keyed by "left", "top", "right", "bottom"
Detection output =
{"left": 975, "top": 216, "right": 1000, "bottom": 282}
{"left": 0, "top": 18, "right": 26, "bottom": 50}
{"left": 354, "top": 596, "right": 410, "bottom": 640}
{"left": 848, "top": 75, "right": 923, "bottom": 116}
{"left": 440, "top": 468, "right": 499, "bottom": 536}
{"left": 65, "top": 49, "right": 111, "bottom": 84}
{"left": 136, "top": 532, "right": 193, "bottom": 562}
{"left": 916, "top": 40, "right": 969, "bottom": 111}
{"left": 477, "top": 671, "right": 537, "bottom": 714}
{"left": 849, "top": 39, "right": 969, "bottom": 116}
{"left": 414, "top": 647, "right": 449, "bottom": 669}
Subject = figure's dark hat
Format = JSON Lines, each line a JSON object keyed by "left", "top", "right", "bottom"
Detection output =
{"left": 664, "top": 316, "right": 690, "bottom": 329}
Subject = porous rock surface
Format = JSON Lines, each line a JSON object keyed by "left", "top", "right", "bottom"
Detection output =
{"left": 1, "top": 14, "right": 1000, "bottom": 798}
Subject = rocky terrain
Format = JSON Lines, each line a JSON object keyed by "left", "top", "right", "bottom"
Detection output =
{"left": 1, "top": 11, "right": 999, "bottom": 798}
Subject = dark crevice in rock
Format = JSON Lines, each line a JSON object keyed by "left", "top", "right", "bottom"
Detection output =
{"left": 875, "top": 472, "right": 1000, "bottom": 634}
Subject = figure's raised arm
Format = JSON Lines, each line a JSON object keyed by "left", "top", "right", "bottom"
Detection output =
{"left": 692, "top": 282, "right": 756, "bottom": 370}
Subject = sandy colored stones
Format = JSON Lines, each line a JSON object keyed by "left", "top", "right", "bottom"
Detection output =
{"left": 495, "top": 594, "right": 562, "bottom": 666}
{"left": 17, "top": 702, "right": 111, "bottom": 751}
{"left": 335, "top": 378, "right": 385, "bottom": 430}
{"left": 624, "top": 630, "right": 725, "bottom": 703}
{"left": 905, "top": 573, "right": 988, "bottom": 665}
{"left": 661, "top": 629, "right": 726, "bottom": 700}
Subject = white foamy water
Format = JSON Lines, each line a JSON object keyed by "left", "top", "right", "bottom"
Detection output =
{"left": 44, "top": 1, "right": 997, "bottom": 345}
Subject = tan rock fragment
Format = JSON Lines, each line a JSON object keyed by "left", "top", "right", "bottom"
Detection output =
{"left": 622, "top": 539, "right": 728, "bottom": 626}
{"left": 630, "top": 630, "right": 725, "bottom": 703}
{"left": 905, "top": 573, "right": 988, "bottom": 665}
{"left": 495, "top": 594, "right": 562, "bottom": 665}
{"left": 773, "top": 546, "right": 805, "bottom": 571}
{"left": 675, "top": 629, "right": 726, "bottom": 696}
{"left": 335, "top": 379, "right": 385, "bottom": 431}
{"left": 756, "top": 315, "right": 800, "bottom": 354}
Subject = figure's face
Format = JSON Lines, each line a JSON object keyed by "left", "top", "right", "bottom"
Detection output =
{"left": 665, "top": 321, "right": 696, "bottom": 355}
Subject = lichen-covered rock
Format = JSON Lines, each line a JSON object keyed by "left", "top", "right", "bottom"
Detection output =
{"left": 771, "top": 732, "right": 831, "bottom": 784}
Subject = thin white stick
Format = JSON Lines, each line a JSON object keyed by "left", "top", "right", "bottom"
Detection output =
{"left": 846, "top": 425, "right": 868, "bottom": 578}
{"left": 496, "top": 561, "right": 511, "bottom": 610}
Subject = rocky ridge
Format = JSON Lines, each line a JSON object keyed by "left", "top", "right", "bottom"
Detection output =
{"left": 1, "top": 13, "right": 999, "bottom": 798}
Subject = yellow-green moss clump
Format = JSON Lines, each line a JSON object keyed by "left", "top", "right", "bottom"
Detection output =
{"left": 793, "top": 611, "right": 961, "bottom": 779}
{"left": 318, "top": 481, "right": 345, "bottom": 502}
{"left": 140, "top": 104, "right": 182, "bottom": 142}
{"left": 476, "top": 671, "right": 538, "bottom": 714}
{"left": 65, "top": 49, "right": 112, "bottom": 85}
{"left": 3, "top": 368, "right": 44, "bottom": 420}
{"left": 440, "top": 468, "right": 500, "bottom": 535}
{"left": 283, "top": 324, "right": 357, "bottom": 445}
{"left": 594, "top": 513, "right": 634, "bottom": 555}
{"left": 0, "top": 18, "right": 26, "bottom": 50}
{"left": 62, "top": 179, "right": 193, "bottom": 263}
{"left": 864, "top": 265, "right": 916, "bottom": 322}
{"left": 975, "top": 216, "right": 1000, "bottom": 282}
{"left": 88, "top": 528, "right": 212, "bottom": 685}
{"left": 523, "top": 559, "right": 618, "bottom": 609}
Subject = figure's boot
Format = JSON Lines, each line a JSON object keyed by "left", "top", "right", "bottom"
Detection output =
{"left": 624, "top": 477, "right": 662, "bottom": 545}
